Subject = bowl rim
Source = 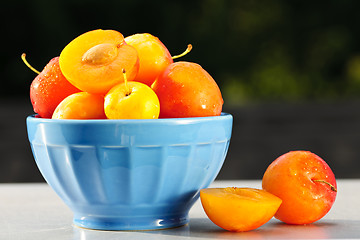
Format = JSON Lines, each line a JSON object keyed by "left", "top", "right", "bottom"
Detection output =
{"left": 27, "top": 112, "right": 232, "bottom": 124}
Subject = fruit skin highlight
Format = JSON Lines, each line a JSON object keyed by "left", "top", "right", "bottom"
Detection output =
{"left": 59, "top": 29, "right": 139, "bottom": 94}
{"left": 200, "top": 187, "right": 282, "bottom": 232}
{"left": 29, "top": 56, "right": 80, "bottom": 118}
{"left": 262, "top": 151, "right": 337, "bottom": 225}
{"left": 52, "top": 92, "right": 106, "bottom": 119}
{"left": 152, "top": 61, "right": 223, "bottom": 118}
{"left": 125, "top": 33, "right": 173, "bottom": 87}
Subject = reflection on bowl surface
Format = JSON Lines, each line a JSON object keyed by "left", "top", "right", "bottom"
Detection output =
{"left": 26, "top": 113, "right": 233, "bottom": 230}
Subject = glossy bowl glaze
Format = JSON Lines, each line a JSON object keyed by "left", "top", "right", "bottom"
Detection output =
{"left": 26, "top": 113, "right": 233, "bottom": 230}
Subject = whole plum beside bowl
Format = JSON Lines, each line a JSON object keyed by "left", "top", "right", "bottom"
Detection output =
{"left": 26, "top": 113, "right": 232, "bottom": 230}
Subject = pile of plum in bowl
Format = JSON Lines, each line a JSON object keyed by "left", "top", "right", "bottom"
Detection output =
{"left": 25, "top": 29, "right": 232, "bottom": 230}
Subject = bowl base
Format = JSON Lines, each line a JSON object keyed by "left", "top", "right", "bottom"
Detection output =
{"left": 73, "top": 213, "right": 189, "bottom": 231}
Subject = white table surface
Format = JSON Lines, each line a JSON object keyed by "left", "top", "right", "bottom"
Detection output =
{"left": 0, "top": 179, "right": 359, "bottom": 240}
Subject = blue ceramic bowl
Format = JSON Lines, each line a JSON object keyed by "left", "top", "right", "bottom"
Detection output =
{"left": 26, "top": 113, "right": 232, "bottom": 230}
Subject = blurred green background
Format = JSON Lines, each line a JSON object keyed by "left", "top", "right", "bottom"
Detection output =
{"left": 1, "top": 0, "right": 360, "bottom": 182}
{"left": 3, "top": 0, "right": 360, "bottom": 103}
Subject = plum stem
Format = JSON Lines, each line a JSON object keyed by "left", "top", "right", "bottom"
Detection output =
{"left": 21, "top": 53, "right": 41, "bottom": 75}
{"left": 122, "top": 68, "right": 131, "bottom": 96}
{"left": 172, "top": 44, "right": 192, "bottom": 60}
{"left": 312, "top": 179, "right": 337, "bottom": 192}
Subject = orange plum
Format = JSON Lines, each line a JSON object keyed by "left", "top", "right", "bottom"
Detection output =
{"left": 152, "top": 61, "right": 223, "bottom": 118}
{"left": 59, "top": 29, "right": 139, "bottom": 94}
{"left": 104, "top": 70, "right": 160, "bottom": 119}
{"left": 125, "top": 33, "right": 173, "bottom": 87}
{"left": 52, "top": 92, "right": 106, "bottom": 119}
{"left": 262, "top": 151, "right": 337, "bottom": 225}
{"left": 23, "top": 55, "right": 80, "bottom": 118}
{"left": 200, "top": 187, "right": 282, "bottom": 232}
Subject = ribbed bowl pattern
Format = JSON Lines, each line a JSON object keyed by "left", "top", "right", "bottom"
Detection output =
{"left": 26, "top": 113, "right": 232, "bottom": 230}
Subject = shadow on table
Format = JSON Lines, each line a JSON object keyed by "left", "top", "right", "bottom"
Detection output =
{"left": 71, "top": 218, "right": 360, "bottom": 239}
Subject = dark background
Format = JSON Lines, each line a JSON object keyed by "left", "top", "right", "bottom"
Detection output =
{"left": 1, "top": 0, "right": 360, "bottom": 182}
